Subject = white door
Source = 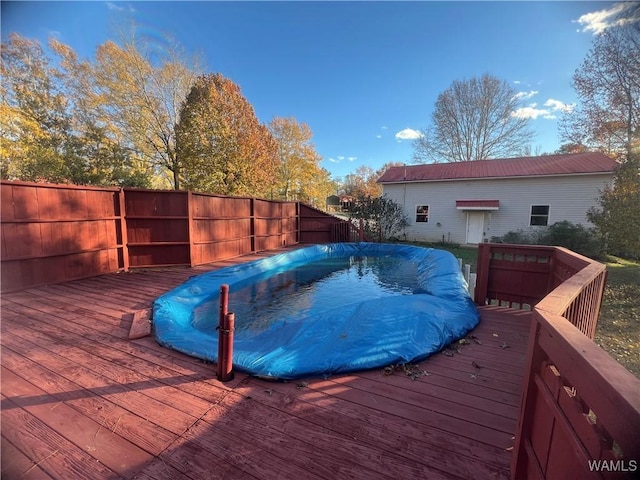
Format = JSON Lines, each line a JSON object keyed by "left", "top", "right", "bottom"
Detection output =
{"left": 466, "top": 212, "right": 484, "bottom": 244}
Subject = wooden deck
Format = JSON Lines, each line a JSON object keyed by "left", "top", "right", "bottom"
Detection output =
{"left": 1, "top": 249, "right": 532, "bottom": 480}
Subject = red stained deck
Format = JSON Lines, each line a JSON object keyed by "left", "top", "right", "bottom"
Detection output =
{"left": 1, "top": 248, "right": 532, "bottom": 479}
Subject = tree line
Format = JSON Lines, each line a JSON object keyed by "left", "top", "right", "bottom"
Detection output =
{"left": 2, "top": 20, "right": 637, "bottom": 256}
{"left": 0, "top": 32, "right": 336, "bottom": 206}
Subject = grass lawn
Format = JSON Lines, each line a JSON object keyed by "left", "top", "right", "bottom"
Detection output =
{"left": 406, "top": 241, "right": 478, "bottom": 270}
{"left": 408, "top": 241, "right": 639, "bottom": 378}
{"left": 595, "top": 256, "right": 640, "bottom": 378}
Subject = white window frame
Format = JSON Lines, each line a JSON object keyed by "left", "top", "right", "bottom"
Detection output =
{"left": 530, "top": 205, "right": 550, "bottom": 226}
{"left": 415, "top": 205, "right": 429, "bottom": 223}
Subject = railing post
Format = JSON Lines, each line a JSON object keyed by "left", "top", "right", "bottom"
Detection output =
{"left": 474, "top": 243, "right": 491, "bottom": 305}
{"left": 217, "top": 284, "right": 234, "bottom": 382}
{"left": 359, "top": 218, "right": 364, "bottom": 242}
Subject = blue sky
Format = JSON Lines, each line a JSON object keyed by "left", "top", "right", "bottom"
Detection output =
{"left": 1, "top": 1, "right": 632, "bottom": 180}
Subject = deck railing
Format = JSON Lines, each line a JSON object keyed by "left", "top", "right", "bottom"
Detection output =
{"left": 475, "top": 244, "right": 640, "bottom": 478}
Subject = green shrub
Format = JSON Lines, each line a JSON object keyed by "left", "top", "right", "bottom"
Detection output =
{"left": 498, "top": 221, "right": 604, "bottom": 259}
{"left": 350, "top": 195, "right": 409, "bottom": 242}
{"left": 498, "top": 229, "right": 540, "bottom": 245}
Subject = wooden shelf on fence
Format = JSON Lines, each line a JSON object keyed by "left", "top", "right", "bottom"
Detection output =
{"left": 3, "top": 245, "right": 125, "bottom": 262}
{"left": 3, "top": 217, "right": 122, "bottom": 223}
{"left": 128, "top": 263, "right": 191, "bottom": 268}
{"left": 127, "top": 242, "right": 190, "bottom": 247}
{"left": 125, "top": 216, "right": 189, "bottom": 220}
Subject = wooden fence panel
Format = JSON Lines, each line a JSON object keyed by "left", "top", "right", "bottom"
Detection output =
{"left": 1, "top": 182, "right": 341, "bottom": 290}
{"left": 124, "top": 189, "right": 190, "bottom": 267}
{"left": 191, "top": 193, "right": 252, "bottom": 265}
{"left": 281, "top": 202, "right": 299, "bottom": 246}
{"left": 1, "top": 181, "right": 125, "bottom": 292}
{"left": 299, "top": 204, "right": 343, "bottom": 244}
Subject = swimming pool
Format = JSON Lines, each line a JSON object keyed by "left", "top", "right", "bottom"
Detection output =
{"left": 153, "top": 243, "right": 480, "bottom": 379}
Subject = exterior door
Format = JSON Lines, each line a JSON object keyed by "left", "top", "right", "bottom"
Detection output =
{"left": 466, "top": 212, "right": 484, "bottom": 244}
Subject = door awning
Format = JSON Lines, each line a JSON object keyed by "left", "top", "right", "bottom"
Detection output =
{"left": 456, "top": 200, "right": 499, "bottom": 210}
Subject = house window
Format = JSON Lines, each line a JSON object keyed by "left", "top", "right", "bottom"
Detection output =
{"left": 530, "top": 205, "right": 549, "bottom": 226}
{"left": 416, "top": 205, "right": 429, "bottom": 223}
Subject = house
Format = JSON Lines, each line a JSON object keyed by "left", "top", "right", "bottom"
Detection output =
{"left": 377, "top": 152, "right": 617, "bottom": 244}
{"left": 325, "top": 194, "right": 354, "bottom": 212}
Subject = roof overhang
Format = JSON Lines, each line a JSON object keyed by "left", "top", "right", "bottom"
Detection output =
{"left": 456, "top": 200, "right": 500, "bottom": 210}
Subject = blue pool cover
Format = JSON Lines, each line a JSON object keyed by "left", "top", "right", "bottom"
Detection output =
{"left": 153, "top": 243, "right": 480, "bottom": 380}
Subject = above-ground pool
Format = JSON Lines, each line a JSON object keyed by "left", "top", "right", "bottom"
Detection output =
{"left": 153, "top": 243, "right": 480, "bottom": 379}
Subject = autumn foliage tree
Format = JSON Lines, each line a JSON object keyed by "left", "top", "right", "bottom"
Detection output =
{"left": 176, "top": 74, "right": 278, "bottom": 197}
{"left": 1, "top": 34, "right": 76, "bottom": 182}
{"left": 267, "top": 116, "right": 335, "bottom": 205}
{"left": 587, "top": 149, "right": 640, "bottom": 258}
{"left": 561, "top": 22, "right": 639, "bottom": 157}
{"left": 1, "top": 31, "right": 203, "bottom": 187}
{"left": 87, "top": 36, "right": 199, "bottom": 189}
{"left": 341, "top": 162, "right": 405, "bottom": 200}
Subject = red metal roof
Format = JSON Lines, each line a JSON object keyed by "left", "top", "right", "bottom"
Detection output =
{"left": 377, "top": 152, "right": 617, "bottom": 183}
{"left": 456, "top": 200, "right": 500, "bottom": 209}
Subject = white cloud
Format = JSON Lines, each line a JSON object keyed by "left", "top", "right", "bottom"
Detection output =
{"left": 512, "top": 97, "right": 576, "bottom": 120}
{"left": 395, "top": 128, "right": 422, "bottom": 141}
{"left": 544, "top": 99, "right": 575, "bottom": 113}
{"left": 376, "top": 134, "right": 382, "bottom": 139}
{"left": 514, "top": 90, "right": 539, "bottom": 101}
{"left": 328, "top": 155, "right": 357, "bottom": 163}
{"left": 513, "top": 80, "right": 521, "bottom": 85}
{"left": 106, "top": 2, "right": 136, "bottom": 13}
{"left": 575, "top": 2, "right": 639, "bottom": 34}
{"left": 381, "top": 126, "right": 388, "bottom": 130}
{"left": 512, "top": 107, "right": 555, "bottom": 120}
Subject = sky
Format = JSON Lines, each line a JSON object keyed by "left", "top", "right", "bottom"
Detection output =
{"left": 1, "top": 1, "right": 636, "bottom": 180}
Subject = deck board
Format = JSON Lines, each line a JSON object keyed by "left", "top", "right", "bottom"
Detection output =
{"left": 1, "top": 247, "right": 531, "bottom": 479}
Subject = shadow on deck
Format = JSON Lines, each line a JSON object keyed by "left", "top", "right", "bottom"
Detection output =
{"left": 1, "top": 249, "right": 531, "bottom": 480}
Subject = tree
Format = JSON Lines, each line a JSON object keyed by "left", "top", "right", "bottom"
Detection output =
{"left": 350, "top": 195, "right": 409, "bottom": 241}
{"left": 561, "top": 22, "right": 640, "bottom": 157}
{"left": 1, "top": 33, "right": 72, "bottom": 182}
{"left": 267, "top": 116, "right": 334, "bottom": 204}
{"left": 1, "top": 33, "right": 172, "bottom": 187}
{"left": 587, "top": 149, "right": 640, "bottom": 258}
{"left": 413, "top": 74, "right": 534, "bottom": 163}
{"left": 556, "top": 143, "right": 589, "bottom": 154}
{"left": 176, "top": 73, "right": 278, "bottom": 197}
{"left": 341, "top": 166, "right": 380, "bottom": 199}
{"left": 89, "top": 35, "right": 200, "bottom": 189}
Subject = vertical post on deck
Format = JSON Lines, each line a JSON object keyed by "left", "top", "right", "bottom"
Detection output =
{"left": 359, "top": 218, "right": 364, "bottom": 242}
{"left": 475, "top": 243, "right": 491, "bottom": 305}
{"left": 217, "top": 284, "right": 234, "bottom": 382}
{"left": 217, "top": 312, "right": 235, "bottom": 382}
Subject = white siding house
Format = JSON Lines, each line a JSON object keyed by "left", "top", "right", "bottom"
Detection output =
{"left": 377, "top": 152, "right": 617, "bottom": 244}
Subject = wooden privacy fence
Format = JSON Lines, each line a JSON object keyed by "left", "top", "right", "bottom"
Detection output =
{"left": 1, "top": 181, "right": 127, "bottom": 293}
{"left": 474, "top": 243, "right": 639, "bottom": 479}
{"left": 1, "top": 181, "right": 348, "bottom": 292}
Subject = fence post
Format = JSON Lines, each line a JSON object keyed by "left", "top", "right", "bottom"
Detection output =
{"left": 250, "top": 198, "right": 256, "bottom": 253}
{"left": 359, "top": 218, "right": 364, "bottom": 242}
{"left": 118, "top": 188, "right": 130, "bottom": 272}
{"left": 187, "top": 191, "right": 195, "bottom": 267}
